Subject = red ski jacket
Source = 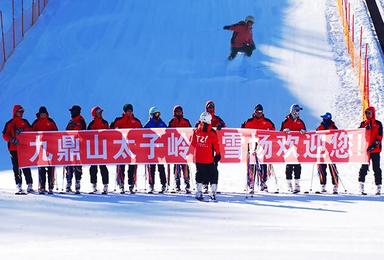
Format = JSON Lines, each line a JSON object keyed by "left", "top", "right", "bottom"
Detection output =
{"left": 2, "top": 105, "right": 33, "bottom": 151}
{"left": 88, "top": 118, "right": 109, "bottom": 130}
{"left": 66, "top": 115, "right": 86, "bottom": 131}
{"left": 280, "top": 114, "right": 306, "bottom": 131}
{"left": 168, "top": 117, "right": 192, "bottom": 128}
{"left": 191, "top": 124, "right": 220, "bottom": 164}
{"left": 242, "top": 115, "right": 275, "bottom": 130}
{"left": 110, "top": 114, "right": 142, "bottom": 129}
{"left": 224, "top": 21, "right": 254, "bottom": 48}
{"left": 316, "top": 121, "right": 338, "bottom": 131}
{"left": 32, "top": 116, "right": 58, "bottom": 132}
{"left": 359, "top": 107, "right": 382, "bottom": 154}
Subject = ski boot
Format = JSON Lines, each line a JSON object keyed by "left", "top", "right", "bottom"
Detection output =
{"left": 359, "top": 182, "right": 367, "bottom": 195}
{"left": 90, "top": 183, "right": 97, "bottom": 194}
{"left": 287, "top": 180, "right": 293, "bottom": 192}
{"left": 15, "top": 184, "right": 26, "bottom": 195}
{"left": 260, "top": 182, "right": 268, "bottom": 192}
{"left": 321, "top": 184, "right": 327, "bottom": 193}
{"left": 203, "top": 184, "right": 209, "bottom": 194}
{"left": 66, "top": 182, "right": 72, "bottom": 193}
{"left": 376, "top": 185, "right": 381, "bottom": 196}
{"left": 159, "top": 185, "right": 166, "bottom": 194}
{"left": 332, "top": 185, "right": 338, "bottom": 195}
{"left": 27, "top": 184, "right": 34, "bottom": 193}
{"left": 129, "top": 185, "right": 135, "bottom": 194}
{"left": 120, "top": 185, "right": 125, "bottom": 194}
{"left": 102, "top": 184, "right": 108, "bottom": 195}
{"left": 148, "top": 185, "right": 154, "bottom": 194}
{"left": 75, "top": 181, "right": 81, "bottom": 194}
{"left": 48, "top": 189, "right": 53, "bottom": 195}
{"left": 293, "top": 179, "right": 300, "bottom": 194}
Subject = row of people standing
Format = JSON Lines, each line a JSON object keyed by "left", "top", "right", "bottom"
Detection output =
{"left": 2, "top": 101, "right": 382, "bottom": 196}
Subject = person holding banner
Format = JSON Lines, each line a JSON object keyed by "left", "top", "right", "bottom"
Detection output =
{"left": 2, "top": 105, "right": 34, "bottom": 194}
{"left": 168, "top": 105, "right": 192, "bottom": 193}
{"left": 110, "top": 104, "right": 142, "bottom": 194}
{"left": 242, "top": 104, "right": 275, "bottom": 193}
{"left": 280, "top": 104, "right": 306, "bottom": 193}
{"left": 144, "top": 106, "right": 168, "bottom": 194}
{"left": 65, "top": 105, "right": 87, "bottom": 194}
{"left": 316, "top": 112, "right": 339, "bottom": 194}
{"left": 88, "top": 106, "right": 110, "bottom": 194}
{"left": 358, "top": 106, "right": 382, "bottom": 195}
{"left": 191, "top": 112, "right": 221, "bottom": 201}
{"left": 196, "top": 100, "right": 226, "bottom": 194}
{"left": 32, "top": 106, "right": 58, "bottom": 194}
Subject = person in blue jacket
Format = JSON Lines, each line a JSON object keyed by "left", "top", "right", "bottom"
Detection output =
{"left": 144, "top": 106, "right": 167, "bottom": 193}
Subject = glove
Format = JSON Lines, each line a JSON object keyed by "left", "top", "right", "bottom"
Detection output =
{"left": 367, "top": 140, "right": 379, "bottom": 152}
{"left": 250, "top": 43, "right": 256, "bottom": 50}
{"left": 214, "top": 154, "right": 221, "bottom": 163}
{"left": 300, "top": 129, "right": 306, "bottom": 134}
{"left": 216, "top": 124, "right": 222, "bottom": 131}
{"left": 15, "top": 128, "right": 23, "bottom": 135}
{"left": 366, "top": 124, "right": 371, "bottom": 130}
{"left": 283, "top": 128, "right": 290, "bottom": 133}
{"left": 223, "top": 25, "right": 230, "bottom": 30}
{"left": 10, "top": 137, "right": 18, "bottom": 145}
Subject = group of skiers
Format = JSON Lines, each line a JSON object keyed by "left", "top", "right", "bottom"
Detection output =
{"left": 2, "top": 100, "right": 383, "bottom": 199}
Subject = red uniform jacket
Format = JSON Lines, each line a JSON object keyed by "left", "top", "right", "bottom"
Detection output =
{"left": 191, "top": 124, "right": 220, "bottom": 164}
{"left": 110, "top": 114, "right": 142, "bottom": 129}
{"left": 225, "top": 21, "right": 254, "bottom": 48}
{"left": 88, "top": 118, "right": 109, "bottom": 130}
{"left": 2, "top": 105, "right": 32, "bottom": 151}
{"left": 280, "top": 114, "right": 306, "bottom": 131}
{"left": 32, "top": 116, "right": 58, "bottom": 132}
{"left": 66, "top": 115, "right": 86, "bottom": 131}
{"left": 168, "top": 117, "right": 192, "bottom": 128}
{"left": 242, "top": 115, "right": 275, "bottom": 130}
{"left": 316, "top": 121, "right": 338, "bottom": 131}
{"left": 359, "top": 107, "right": 382, "bottom": 153}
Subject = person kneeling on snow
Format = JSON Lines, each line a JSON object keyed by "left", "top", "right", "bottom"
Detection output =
{"left": 191, "top": 112, "right": 221, "bottom": 201}
{"left": 223, "top": 15, "right": 256, "bottom": 60}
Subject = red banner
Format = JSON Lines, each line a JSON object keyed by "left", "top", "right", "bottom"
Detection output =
{"left": 16, "top": 128, "right": 369, "bottom": 168}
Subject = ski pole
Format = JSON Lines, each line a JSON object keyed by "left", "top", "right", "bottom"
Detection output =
{"left": 144, "top": 164, "right": 148, "bottom": 191}
{"left": 306, "top": 164, "right": 316, "bottom": 194}
{"left": 330, "top": 164, "right": 347, "bottom": 193}
{"left": 114, "top": 165, "right": 118, "bottom": 192}
{"left": 61, "top": 166, "right": 65, "bottom": 192}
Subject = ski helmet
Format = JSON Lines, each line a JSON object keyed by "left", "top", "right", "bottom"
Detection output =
{"left": 200, "top": 111, "right": 212, "bottom": 124}
{"left": 320, "top": 112, "right": 332, "bottom": 120}
{"left": 290, "top": 104, "right": 303, "bottom": 113}
{"left": 149, "top": 106, "right": 160, "bottom": 117}
{"left": 205, "top": 100, "right": 215, "bottom": 110}
{"left": 173, "top": 105, "right": 183, "bottom": 115}
{"left": 91, "top": 106, "right": 103, "bottom": 117}
{"left": 245, "top": 15, "right": 255, "bottom": 24}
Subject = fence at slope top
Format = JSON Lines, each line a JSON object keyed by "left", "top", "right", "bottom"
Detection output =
{"left": 0, "top": 0, "right": 48, "bottom": 71}
{"left": 335, "top": 0, "right": 376, "bottom": 119}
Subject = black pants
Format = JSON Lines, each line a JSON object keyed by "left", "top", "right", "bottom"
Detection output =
{"left": 229, "top": 45, "right": 254, "bottom": 59}
{"left": 117, "top": 165, "right": 137, "bottom": 187}
{"left": 285, "top": 164, "right": 301, "bottom": 180}
{"left": 38, "top": 166, "right": 55, "bottom": 190}
{"left": 173, "top": 164, "right": 190, "bottom": 188}
{"left": 358, "top": 153, "right": 382, "bottom": 185}
{"left": 90, "top": 165, "right": 109, "bottom": 185}
{"left": 10, "top": 151, "right": 32, "bottom": 185}
{"left": 196, "top": 163, "right": 218, "bottom": 185}
{"left": 66, "top": 166, "right": 82, "bottom": 184}
{"left": 318, "top": 164, "right": 339, "bottom": 185}
{"left": 149, "top": 164, "right": 166, "bottom": 186}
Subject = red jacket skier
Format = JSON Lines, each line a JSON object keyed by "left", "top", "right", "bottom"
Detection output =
{"left": 224, "top": 15, "right": 256, "bottom": 60}
{"left": 191, "top": 112, "right": 221, "bottom": 201}
{"left": 358, "top": 106, "right": 383, "bottom": 195}
{"left": 32, "top": 106, "right": 58, "bottom": 194}
{"left": 2, "top": 105, "right": 34, "bottom": 193}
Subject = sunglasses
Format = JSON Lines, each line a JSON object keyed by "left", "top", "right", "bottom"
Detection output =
{"left": 17, "top": 110, "right": 24, "bottom": 113}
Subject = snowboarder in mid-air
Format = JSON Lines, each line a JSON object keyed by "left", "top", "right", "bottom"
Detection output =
{"left": 223, "top": 15, "right": 255, "bottom": 60}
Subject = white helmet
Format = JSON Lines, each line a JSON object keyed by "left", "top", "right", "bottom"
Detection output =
{"left": 245, "top": 15, "right": 255, "bottom": 24}
{"left": 199, "top": 112, "right": 212, "bottom": 124}
{"left": 149, "top": 106, "right": 160, "bottom": 116}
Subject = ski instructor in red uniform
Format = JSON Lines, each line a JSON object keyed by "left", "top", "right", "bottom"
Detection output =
{"left": 223, "top": 15, "right": 256, "bottom": 60}
{"left": 191, "top": 112, "right": 221, "bottom": 201}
